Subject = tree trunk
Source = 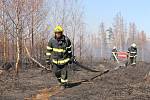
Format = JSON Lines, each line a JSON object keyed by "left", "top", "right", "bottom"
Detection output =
{"left": 15, "top": 37, "right": 20, "bottom": 75}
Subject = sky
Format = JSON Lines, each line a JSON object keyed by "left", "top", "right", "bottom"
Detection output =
{"left": 83, "top": 0, "right": 150, "bottom": 37}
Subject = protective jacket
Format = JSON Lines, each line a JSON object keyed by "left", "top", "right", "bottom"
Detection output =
{"left": 127, "top": 47, "right": 137, "bottom": 57}
{"left": 46, "top": 35, "right": 72, "bottom": 65}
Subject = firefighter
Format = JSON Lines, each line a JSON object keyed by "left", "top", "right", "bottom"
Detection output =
{"left": 112, "top": 46, "right": 118, "bottom": 61}
{"left": 46, "top": 25, "right": 72, "bottom": 88}
{"left": 127, "top": 43, "right": 137, "bottom": 65}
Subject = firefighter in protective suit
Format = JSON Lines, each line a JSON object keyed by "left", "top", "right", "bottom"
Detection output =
{"left": 111, "top": 46, "right": 118, "bottom": 61}
{"left": 127, "top": 43, "right": 137, "bottom": 65}
{"left": 46, "top": 25, "right": 72, "bottom": 88}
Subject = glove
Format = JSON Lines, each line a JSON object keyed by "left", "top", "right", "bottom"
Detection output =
{"left": 68, "top": 59, "right": 72, "bottom": 64}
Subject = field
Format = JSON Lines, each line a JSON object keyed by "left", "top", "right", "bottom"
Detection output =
{"left": 0, "top": 61, "right": 150, "bottom": 100}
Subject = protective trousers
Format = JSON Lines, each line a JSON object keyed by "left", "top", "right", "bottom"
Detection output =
{"left": 130, "top": 56, "right": 136, "bottom": 64}
{"left": 52, "top": 64, "right": 68, "bottom": 85}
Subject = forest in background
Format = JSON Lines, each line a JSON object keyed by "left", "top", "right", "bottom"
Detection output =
{"left": 0, "top": 0, "right": 149, "bottom": 70}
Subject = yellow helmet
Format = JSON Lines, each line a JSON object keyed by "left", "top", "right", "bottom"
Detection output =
{"left": 54, "top": 25, "right": 63, "bottom": 33}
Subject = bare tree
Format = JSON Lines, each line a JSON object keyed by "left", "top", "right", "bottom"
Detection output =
{"left": 137, "top": 31, "right": 147, "bottom": 61}
{"left": 128, "top": 22, "right": 137, "bottom": 44}
{"left": 113, "top": 13, "right": 126, "bottom": 50}
{"left": 99, "top": 22, "right": 106, "bottom": 58}
{"left": 0, "top": 0, "right": 48, "bottom": 74}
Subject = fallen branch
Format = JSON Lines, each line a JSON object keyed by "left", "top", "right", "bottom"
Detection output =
{"left": 90, "top": 69, "right": 109, "bottom": 81}
{"left": 85, "top": 62, "right": 127, "bottom": 82}
{"left": 24, "top": 42, "right": 51, "bottom": 71}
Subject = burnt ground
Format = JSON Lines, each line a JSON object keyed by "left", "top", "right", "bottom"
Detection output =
{"left": 0, "top": 61, "right": 150, "bottom": 100}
